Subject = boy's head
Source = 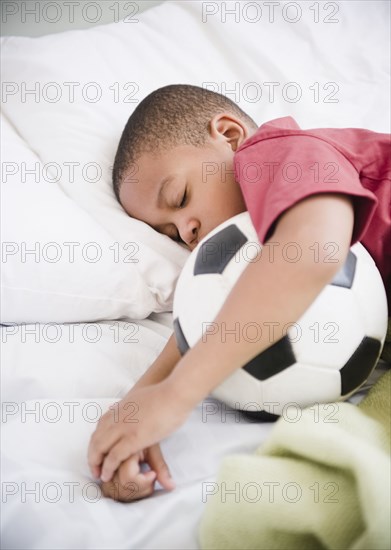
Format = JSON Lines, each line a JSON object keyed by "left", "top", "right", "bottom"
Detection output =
{"left": 113, "top": 84, "right": 258, "bottom": 249}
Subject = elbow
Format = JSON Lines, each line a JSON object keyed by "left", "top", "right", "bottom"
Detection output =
{"left": 311, "top": 244, "right": 351, "bottom": 287}
{"left": 292, "top": 232, "right": 353, "bottom": 292}
{"left": 268, "top": 193, "right": 355, "bottom": 287}
{"left": 270, "top": 224, "right": 353, "bottom": 289}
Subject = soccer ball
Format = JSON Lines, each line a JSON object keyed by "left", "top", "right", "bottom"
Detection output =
{"left": 173, "top": 212, "right": 388, "bottom": 418}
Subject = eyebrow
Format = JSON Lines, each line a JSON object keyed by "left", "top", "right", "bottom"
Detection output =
{"left": 157, "top": 176, "right": 174, "bottom": 208}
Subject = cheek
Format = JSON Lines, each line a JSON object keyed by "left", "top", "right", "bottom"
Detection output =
{"left": 224, "top": 184, "right": 246, "bottom": 214}
{"left": 201, "top": 175, "right": 244, "bottom": 220}
{"left": 209, "top": 192, "right": 238, "bottom": 223}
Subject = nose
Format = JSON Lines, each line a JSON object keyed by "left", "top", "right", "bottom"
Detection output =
{"left": 177, "top": 214, "right": 200, "bottom": 247}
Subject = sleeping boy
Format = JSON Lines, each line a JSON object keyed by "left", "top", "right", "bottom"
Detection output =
{"left": 88, "top": 84, "right": 390, "bottom": 501}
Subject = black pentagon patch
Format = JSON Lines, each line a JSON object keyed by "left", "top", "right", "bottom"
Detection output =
{"left": 173, "top": 317, "right": 189, "bottom": 356}
{"left": 243, "top": 335, "right": 296, "bottom": 381}
{"left": 193, "top": 224, "right": 247, "bottom": 275}
{"left": 240, "top": 409, "right": 280, "bottom": 422}
{"left": 340, "top": 336, "right": 382, "bottom": 395}
{"left": 330, "top": 250, "right": 357, "bottom": 289}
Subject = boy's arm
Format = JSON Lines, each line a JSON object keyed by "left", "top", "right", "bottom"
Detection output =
{"left": 90, "top": 334, "right": 180, "bottom": 481}
{"left": 131, "top": 333, "right": 181, "bottom": 390}
{"left": 168, "top": 193, "right": 355, "bottom": 408}
{"left": 89, "top": 193, "right": 354, "bottom": 480}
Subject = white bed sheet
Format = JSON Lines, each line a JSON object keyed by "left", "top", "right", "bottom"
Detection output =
{"left": 1, "top": 314, "right": 386, "bottom": 550}
{"left": 1, "top": 314, "right": 273, "bottom": 550}
{"left": 2, "top": 398, "right": 271, "bottom": 549}
{"left": 1, "top": 1, "right": 390, "bottom": 548}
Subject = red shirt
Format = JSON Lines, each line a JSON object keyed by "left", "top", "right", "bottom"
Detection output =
{"left": 234, "top": 117, "right": 390, "bottom": 308}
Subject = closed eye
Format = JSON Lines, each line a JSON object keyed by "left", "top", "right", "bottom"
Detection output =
{"left": 178, "top": 188, "right": 187, "bottom": 209}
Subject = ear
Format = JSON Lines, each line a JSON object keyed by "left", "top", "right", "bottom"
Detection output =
{"left": 208, "top": 113, "right": 250, "bottom": 151}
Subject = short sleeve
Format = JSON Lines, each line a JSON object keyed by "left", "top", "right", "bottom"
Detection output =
{"left": 235, "top": 134, "right": 378, "bottom": 244}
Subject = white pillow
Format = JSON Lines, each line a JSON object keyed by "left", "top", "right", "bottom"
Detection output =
{"left": 0, "top": 116, "right": 174, "bottom": 323}
{"left": 1, "top": 1, "right": 388, "bottom": 324}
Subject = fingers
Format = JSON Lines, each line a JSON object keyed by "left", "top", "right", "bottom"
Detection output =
{"left": 87, "top": 409, "right": 121, "bottom": 480}
{"left": 119, "top": 451, "right": 143, "bottom": 481}
{"left": 88, "top": 400, "right": 150, "bottom": 482}
{"left": 101, "top": 453, "right": 157, "bottom": 502}
{"left": 146, "top": 445, "right": 176, "bottom": 491}
{"left": 100, "top": 438, "right": 140, "bottom": 483}
{"left": 101, "top": 474, "right": 155, "bottom": 502}
{"left": 99, "top": 447, "right": 175, "bottom": 502}
{"left": 88, "top": 433, "right": 121, "bottom": 482}
{"left": 90, "top": 464, "right": 101, "bottom": 480}
{"left": 119, "top": 454, "right": 157, "bottom": 500}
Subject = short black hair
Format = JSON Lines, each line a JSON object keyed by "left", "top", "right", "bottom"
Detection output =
{"left": 112, "top": 84, "right": 257, "bottom": 203}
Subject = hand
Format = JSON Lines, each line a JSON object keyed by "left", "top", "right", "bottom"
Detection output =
{"left": 88, "top": 381, "right": 190, "bottom": 483}
{"left": 100, "top": 444, "right": 175, "bottom": 502}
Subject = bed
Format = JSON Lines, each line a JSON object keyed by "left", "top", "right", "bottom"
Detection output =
{"left": 1, "top": 1, "right": 390, "bottom": 548}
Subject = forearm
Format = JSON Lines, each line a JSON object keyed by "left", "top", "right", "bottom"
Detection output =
{"left": 131, "top": 333, "right": 181, "bottom": 391}
{"left": 166, "top": 251, "right": 330, "bottom": 407}
{"left": 166, "top": 194, "right": 354, "bottom": 409}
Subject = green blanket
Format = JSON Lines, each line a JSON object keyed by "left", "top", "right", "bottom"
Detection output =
{"left": 199, "top": 369, "right": 391, "bottom": 550}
